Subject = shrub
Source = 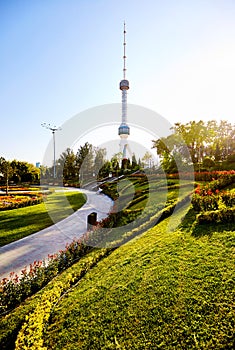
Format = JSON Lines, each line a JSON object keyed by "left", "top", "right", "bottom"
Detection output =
{"left": 0, "top": 241, "right": 92, "bottom": 314}
{"left": 192, "top": 186, "right": 235, "bottom": 213}
{"left": 197, "top": 207, "right": 235, "bottom": 224}
{"left": 15, "top": 281, "right": 64, "bottom": 350}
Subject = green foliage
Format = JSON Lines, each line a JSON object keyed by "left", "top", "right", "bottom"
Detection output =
{"left": 152, "top": 120, "right": 235, "bottom": 171}
{"left": 202, "top": 156, "right": 215, "bottom": 169}
{"left": 196, "top": 207, "right": 235, "bottom": 224}
{"left": 0, "top": 158, "right": 40, "bottom": 184}
{"left": 56, "top": 148, "right": 77, "bottom": 182}
{"left": 191, "top": 174, "right": 235, "bottom": 225}
{"left": 15, "top": 281, "right": 64, "bottom": 350}
{"left": 192, "top": 190, "right": 235, "bottom": 212}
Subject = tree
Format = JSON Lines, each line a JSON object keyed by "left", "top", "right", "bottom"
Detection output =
{"left": 131, "top": 153, "right": 139, "bottom": 171}
{"left": 98, "top": 160, "right": 112, "bottom": 179}
{"left": 172, "top": 120, "right": 208, "bottom": 164}
{"left": 57, "top": 148, "right": 77, "bottom": 182}
{"left": 111, "top": 153, "right": 121, "bottom": 176}
{"left": 153, "top": 119, "right": 235, "bottom": 171}
{"left": 94, "top": 147, "right": 107, "bottom": 177}
{"left": 0, "top": 159, "right": 13, "bottom": 194}
{"left": 142, "top": 151, "right": 154, "bottom": 169}
{"left": 9, "top": 160, "right": 40, "bottom": 183}
{"left": 76, "top": 142, "right": 94, "bottom": 184}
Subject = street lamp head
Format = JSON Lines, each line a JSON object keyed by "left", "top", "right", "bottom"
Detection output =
{"left": 41, "top": 122, "right": 61, "bottom": 132}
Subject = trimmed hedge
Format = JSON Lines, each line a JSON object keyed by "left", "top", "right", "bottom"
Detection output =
{"left": 197, "top": 207, "right": 235, "bottom": 224}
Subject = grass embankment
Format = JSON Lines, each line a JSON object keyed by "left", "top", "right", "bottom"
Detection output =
{"left": 1, "top": 206, "right": 234, "bottom": 349}
{"left": 42, "top": 210, "right": 234, "bottom": 349}
{"left": 0, "top": 191, "right": 86, "bottom": 247}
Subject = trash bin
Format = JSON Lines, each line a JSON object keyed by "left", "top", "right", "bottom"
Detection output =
{"left": 87, "top": 212, "right": 97, "bottom": 231}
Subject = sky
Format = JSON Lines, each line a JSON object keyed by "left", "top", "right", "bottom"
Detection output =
{"left": 1, "top": 0, "right": 235, "bottom": 165}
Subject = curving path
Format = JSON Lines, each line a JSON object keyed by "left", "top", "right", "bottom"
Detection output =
{"left": 0, "top": 189, "right": 113, "bottom": 280}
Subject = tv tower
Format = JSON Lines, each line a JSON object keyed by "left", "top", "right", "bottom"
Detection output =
{"left": 118, "top": 22, "right": 130, "bottom": 160}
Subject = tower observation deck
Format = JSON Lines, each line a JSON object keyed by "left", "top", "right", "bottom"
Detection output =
{"left": 118, "top": 22, "right": 130, "bottom": 159}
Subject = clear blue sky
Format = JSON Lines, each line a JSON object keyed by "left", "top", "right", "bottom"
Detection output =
{"left": 1, "top": 0, "right": 235, "bottom": 165}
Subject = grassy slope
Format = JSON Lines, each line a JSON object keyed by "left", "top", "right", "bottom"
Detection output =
{"left": 44, "top": 208, "right": 235, "bottom": 349}
{"left": 0, "top": 191, "right": 86, "bottom": 247}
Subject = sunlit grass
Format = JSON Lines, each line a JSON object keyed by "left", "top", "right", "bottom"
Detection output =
{"left": 0, "top": 191, "right": 86, "bottom": 247}
{"left": 43, "top": 207, "right": 235, "bottom": 349}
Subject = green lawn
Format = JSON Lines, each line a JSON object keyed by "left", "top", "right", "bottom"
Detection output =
{"left": 43, "top": 208, "right": 234, "bottom": 349}
{"left": 0, "top": 191, "right": 86, "bottom": 247}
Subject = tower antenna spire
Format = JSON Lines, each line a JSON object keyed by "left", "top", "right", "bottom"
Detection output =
{"left": 118, "top": 21, "right": 130, "bottom": 161}
{"left": 123, "top": 21, "right": 127, "bottom": 79}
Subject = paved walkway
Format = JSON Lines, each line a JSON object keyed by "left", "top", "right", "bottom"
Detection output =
{"left": 0, "top": 189, "right": 113, "bottom": 280}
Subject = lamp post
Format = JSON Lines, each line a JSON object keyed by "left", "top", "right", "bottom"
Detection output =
{"left": 41, "top": 123, "right": 61, "bottom": 178}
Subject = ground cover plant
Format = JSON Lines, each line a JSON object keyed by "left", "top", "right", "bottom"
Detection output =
{"left": 0, "top": 191, "right": 86, "bottom": 247}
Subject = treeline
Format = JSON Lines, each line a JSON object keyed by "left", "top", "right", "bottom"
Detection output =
{"left": 0, "top": 158, "right": 40, "bottom": 193}
{"left": 42, "top": 142, "right": 142, "bottom": 185}
{"left": 152, "top": 120, "right": 235, "bottom": 173}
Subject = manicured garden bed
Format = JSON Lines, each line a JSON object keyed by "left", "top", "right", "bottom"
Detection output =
{"left": 0, "top": 193, "right": 43, "bottom": 211}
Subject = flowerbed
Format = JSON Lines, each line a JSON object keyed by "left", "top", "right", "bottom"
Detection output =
{"left": 191, "top": 178, "right": 235, "bottom": 225}
{"left": 192, "top": 186, "right": 235, "bottom": 212}
{"left": 0, "top": 186, "right": 40, "bottom": 191}
{"left": 165, "top": 170, "right": 235, "bottom": 182}
{"left": 0, "top": 241, "right": 93, "bottom": 314}
{"left": 0, "top": 193, "right": 43, "bottom": 211}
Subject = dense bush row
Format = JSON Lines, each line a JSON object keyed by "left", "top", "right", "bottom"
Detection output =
{"left": 0, "top": 241, "right": 92, "bottom": 314}
{"left": 86, "top": 194, "right": 192, "bottom": 248}
{"left": 15, "top": 281, "right": 64, "bottom": 350}
{"left": 196, "top": 207, "right": 235, "bottom": 224}
{"left": 0, "top": 248, "right": 112, "bottom": 350}
{"left": 191, "top": 174, "right": 235, "bottom": 225}
{"left": 192, "top": 190, "right": 235, "bottom": 212}
{"left": 165, "top": 170, "right": 235, "bottom": 182}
